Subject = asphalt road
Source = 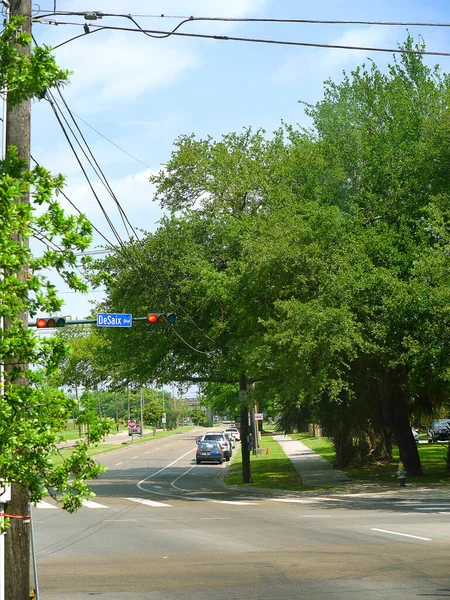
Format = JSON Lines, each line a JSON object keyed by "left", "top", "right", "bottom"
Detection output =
{"left": 34, "top": 429, "right": 450, "bottom": 600}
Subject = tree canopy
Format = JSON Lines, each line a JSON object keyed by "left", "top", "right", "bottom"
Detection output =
{"left": 88, "top": 37, "right": 450, "bottom": 476}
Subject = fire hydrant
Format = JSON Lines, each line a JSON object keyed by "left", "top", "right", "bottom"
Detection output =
{"left": 396, "top": 463, "right": 407, "bottom": 487}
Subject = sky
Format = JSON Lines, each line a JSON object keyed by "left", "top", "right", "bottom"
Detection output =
{"left": 23, "top": 0, "right": 450, "bottom": 321}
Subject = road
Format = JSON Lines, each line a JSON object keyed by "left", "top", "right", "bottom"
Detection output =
{"left": 34, "top": 428, "right": 450, "bottom": 599}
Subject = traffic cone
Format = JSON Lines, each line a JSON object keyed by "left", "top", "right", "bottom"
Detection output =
{"left": 265, "top": 447, "right": 270, "bottom": 455}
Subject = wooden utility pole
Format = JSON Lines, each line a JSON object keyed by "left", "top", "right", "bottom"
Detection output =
{"left": 3, "top": 2, "right": 33, "bottom": 598}
{"left": 239, "top": 373, "right": 251, "bottom": 483}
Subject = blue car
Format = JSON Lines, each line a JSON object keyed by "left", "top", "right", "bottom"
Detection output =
{"left": 196, "top": 440, "right": 224, "bottom": 465}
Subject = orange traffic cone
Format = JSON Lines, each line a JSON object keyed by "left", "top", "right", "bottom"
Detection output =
{"left": 265, "top": 447, "right": 270, "bottom": 455}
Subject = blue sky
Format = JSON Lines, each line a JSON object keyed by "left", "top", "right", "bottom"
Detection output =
{"left": 26, "top": 0, "right": 450, "bottom": 319}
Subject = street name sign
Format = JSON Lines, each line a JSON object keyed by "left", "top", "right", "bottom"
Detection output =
{"left": 97, "top": 313, "right": 132, "bottom": 327}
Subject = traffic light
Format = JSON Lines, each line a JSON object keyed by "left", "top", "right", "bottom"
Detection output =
{"left": 146, "top": 312, "right": 177, "bottom": 324}
{"left": 35, "top": 317, "right": 67, "bottom": 328}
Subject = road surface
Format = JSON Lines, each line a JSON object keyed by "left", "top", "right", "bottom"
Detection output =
{"left": 34, "top": 428, "right": 450, "bottom": 599}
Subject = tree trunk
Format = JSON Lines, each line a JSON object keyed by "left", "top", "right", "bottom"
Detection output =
{"left": 332, "top": 432, "right": 354, "bottom": 468}
{"left": 382, "top": 369, "right": 423, "bottom": 476}
{"left": 367, "top": 426, "right": 392, "bottom": 461}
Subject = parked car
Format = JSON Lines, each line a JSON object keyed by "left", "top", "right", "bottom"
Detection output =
{"left": 196, "top": 440, "right": 224, "bottom": 464}
{"left": 427, "top": 419, "right": 450, "bottom": 443}
{"left": 225, "top": 427, "right": 241, "bottom": 442}
{"left": 224, "top": 431, "right": 235, "bottom": 449}
{"left": 199, "top": 432, "right": 232, "bottom": 460}
{"left": 411, "top": 427, "right": 419, "bottom": 443}
{"left": 128, "top": 423, "right": 142, "bottom": 436}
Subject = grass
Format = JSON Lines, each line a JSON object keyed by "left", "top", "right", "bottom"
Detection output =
{"left": 294, "top": 433, "right": 450, "bottom": 485}
{"left": 225, "top": 435, "right": 305, "bottom": 491}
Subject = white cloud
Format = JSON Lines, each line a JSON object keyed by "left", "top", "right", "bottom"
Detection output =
{"left": 272, "top": 26, "right": 401, "bottom": 84}
{"left": 54, "top": 32, "right": 199, "bottom": 113}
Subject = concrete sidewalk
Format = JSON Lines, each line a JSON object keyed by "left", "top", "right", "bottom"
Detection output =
{"left": 273, "top": 433, "right": 351, "bottom": 487}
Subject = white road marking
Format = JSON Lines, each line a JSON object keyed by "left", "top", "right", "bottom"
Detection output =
{"left": 81, "top": 500, "right": 108, "bottom": 509}
{"left": 269, "top": 498, "right": 318, "bottom": 504}
{"left": 171, "top": 465, "right": 197, "bottom": 491}
{"left": 35, "top": 501, "right": 57, "bottom": 509}
{"left": 396, "top": 502, "right": 450, "bottom": 506}
{"left": 209, "top": 500, "right": 256, "bottom": 505}
{"left": 127, "top": 497, "right": 172, "bottom": 508}
{"left": 414, "top": 507, "right": 450, "bottom": 511}
{"left": 371, "top": 528, "right": 432, "bottom": 541}
{"left": 115, "top": 461, "right": 124, "bottom": 466}
{"left": 132, "top": 456, "right": 139, "bottom": 460}
{"left": 137, "top": 448, "right": 196, "bottom": 491}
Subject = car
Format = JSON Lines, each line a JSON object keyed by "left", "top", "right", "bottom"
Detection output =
{"left": 427, "top": 419, "right": 450, "bottom": 443}
{"left": 224, "top": 431, "right": 235, "bottom": 448}
{"left": 128, "top": 423, "right": 142, "bottom": 436}
{"left": 200, "top": 432, "right": 232, "bottom": 460}
{"left": 411, "top": 427, "right": 419, "bottom": 443}
{"left": 225, "top": 427, "right": 241, "bottom": 442}
{"left": 196, "top": 440, "right": 224, "bottom": 464}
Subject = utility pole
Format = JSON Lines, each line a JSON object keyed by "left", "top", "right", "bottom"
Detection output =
{"left": 3, "top": 2, "right": 33, "bottom": 598}
{"left": 239, "top": 373, "right": 251, "bottom": 483}
{"left": 140, "top": 388, "right": 144, "bottom": 435}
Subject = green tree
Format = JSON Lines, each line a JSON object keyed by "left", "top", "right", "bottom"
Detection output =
{"left": 0, "top": 16, "right": 109, "bottom": 596}
{"left": 143, "top": 401, "right": 164, "bottom": 435}
{"left": 190, "top": 407, "right": 209, "bottom": 427}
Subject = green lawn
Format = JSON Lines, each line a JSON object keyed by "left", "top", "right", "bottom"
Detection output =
{"left": 295, "top": 433, "right": 450, "bottom": 485}
{"left": 225, "top": 435, "right": 305, "bottom": 491}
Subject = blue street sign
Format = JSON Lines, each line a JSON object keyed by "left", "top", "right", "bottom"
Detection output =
{"left": 97, "top": 313, "right": 132, "bottom": 327}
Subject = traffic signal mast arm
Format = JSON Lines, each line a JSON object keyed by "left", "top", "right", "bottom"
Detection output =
{"left": 29, "top": 313, "right": 177, "bottom": 327}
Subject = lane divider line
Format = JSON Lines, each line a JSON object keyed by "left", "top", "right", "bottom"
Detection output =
{"left": 371, "top": 528, "right": 432, "bottom": 541}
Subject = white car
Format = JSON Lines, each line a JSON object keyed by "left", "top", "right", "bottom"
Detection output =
{"left": 225, "top": 427, "right": 240, "bottom": 442}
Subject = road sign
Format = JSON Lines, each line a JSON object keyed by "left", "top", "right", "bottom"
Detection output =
{"left": 128, "top": 420, "right": 136, "bottom": 428}
{"left": 97, "top": 313, "right": 132, "bottom": 327}
{"left": 255, "top": 413, "right": 264, "bottom": 421}
{"left": 161, "top": 416, "right": 166, "bottom": 424}
{"left": 0, "top": 482, "right": 11, "bottom": 502}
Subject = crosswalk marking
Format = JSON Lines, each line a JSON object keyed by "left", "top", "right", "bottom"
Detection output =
{"left": 126, "top": 497, "right": 172, "bottom": 508}
{"left": 35, "top": 500, "right": 58, "bottom": 509}
{"left": 81, "top": 500, "right": 108, "bottom": 509}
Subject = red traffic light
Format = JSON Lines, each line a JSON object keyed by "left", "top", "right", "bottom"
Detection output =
{"left": 146, "top": 313, "right": 177, "bottom": 324}
{"left": 35, "top": 317, "right": 66, "bottom": 328}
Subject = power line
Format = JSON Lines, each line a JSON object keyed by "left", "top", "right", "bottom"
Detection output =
{"left": 52, "top": 85, "right": 140, "bottom": 240}
{"left": 45, "top": 95, "right": 135, "bottom": 260}
{"left": 33, "top": 11, "right": 450, "bottom": 28}
{"left": 30, "top": 154, "right": 116, "bottom": 249}
{"left": 38, "top": 20, "right": 450, "bottom": 58}
{"left": 58, "top": 109, "right": 153, "bottom": 171}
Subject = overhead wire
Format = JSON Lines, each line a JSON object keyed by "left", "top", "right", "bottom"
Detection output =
{"left": 32, "top": 10, "right": 450, "bottom": 28}
{"left": 56, "top": 109, "right": 153, "bottom": 171}
{"left": 52, "top": 84, "right": 140, "bottom": 240}
{"left": 38, "top": 20, "right": 450, "bottom": 58}
{"left": 44, "top": 94, "right": 140, "bottom": 270}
